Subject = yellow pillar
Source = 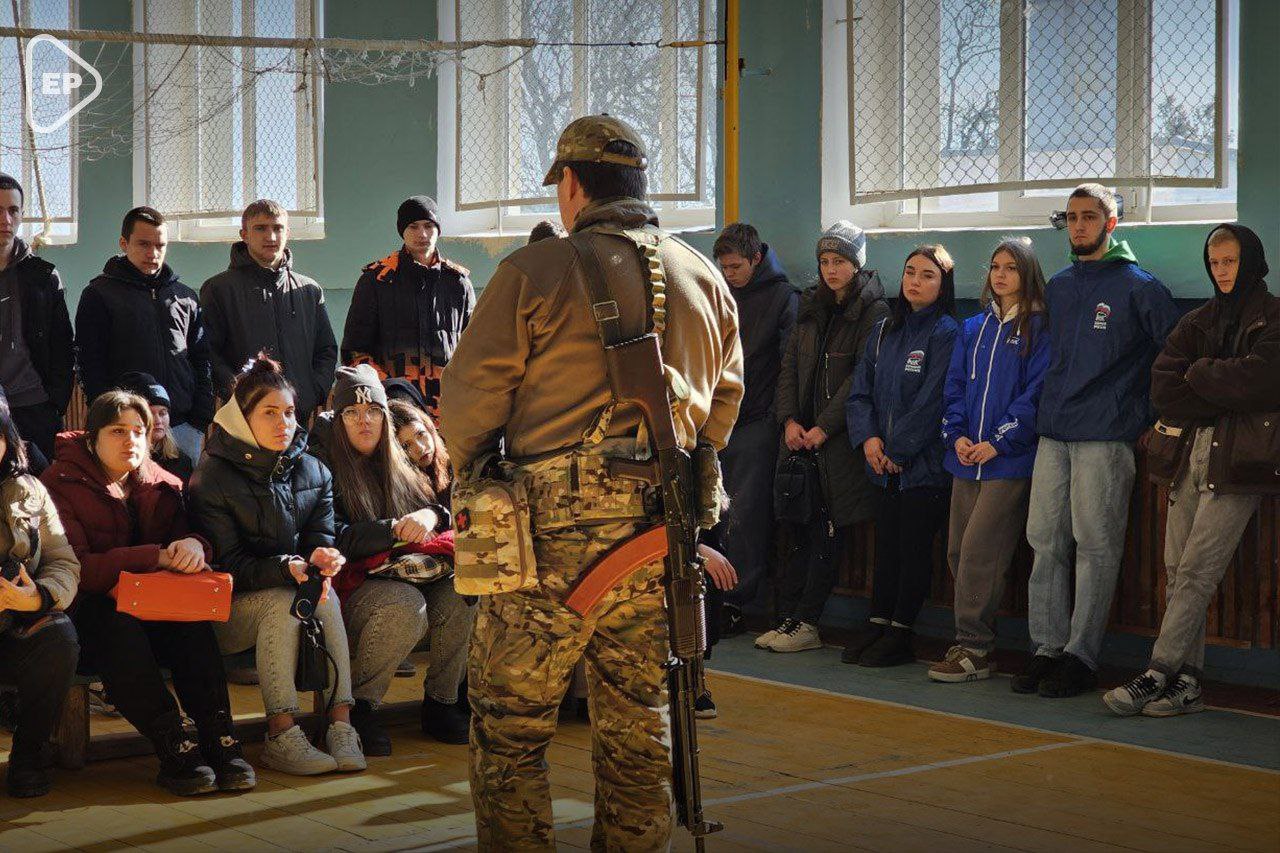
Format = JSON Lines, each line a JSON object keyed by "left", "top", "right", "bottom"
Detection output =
{"left": 724, "top": 0, "right": 741, "bottom": 223}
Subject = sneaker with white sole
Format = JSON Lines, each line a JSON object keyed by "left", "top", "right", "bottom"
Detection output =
{"left": 325, "top": 720, "right": 367, "bottom": 772}
{"left": 1142, "top": 673, "right": 1205, "bottom": 717}
{"left": 767, "top": 621, "right": 822, "bottom": 653}
{"left": 261, "top": 725, "right": 337, "bottom": 776}
{"left": 1103, "top": 670, "right": 1167, "bottom": 716}
{"left": 754, "top": 618, "right": 796, "bottom": 650}
{"left": 928, "top": 645, "right": 991, "bottom": 683}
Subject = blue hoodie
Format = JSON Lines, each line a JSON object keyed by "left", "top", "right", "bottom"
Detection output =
{"left": 846, "top": 304, "right": 958, "bottom": 490}
{"left": 1036, "top": 240, "right": 1180, "bottom": 442}
{"left": 942, "top": 305, "right": 1051, "bottom": 481}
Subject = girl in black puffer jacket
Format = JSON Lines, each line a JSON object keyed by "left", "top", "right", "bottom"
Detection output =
{"left": 188, "top": 356, "right": 365, "bottom": 777}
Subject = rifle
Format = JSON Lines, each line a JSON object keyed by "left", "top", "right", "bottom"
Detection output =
{"left": 564, "top": 330, "right": 723, "bottom": 851}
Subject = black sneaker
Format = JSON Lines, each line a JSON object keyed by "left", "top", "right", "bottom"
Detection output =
{"left": 1038, "top": 653, "right": 1097, "bottom": 698}
{"left": 421, "top": 696, "right": 470, "bottom": 745}
{"left": 695, "top": 692, "right": 717, "bottom": 719}
{"left": 841, "top": 621, "right": 886, "bottom": 664}
{"left": 858, "top": 625, "right": 915, "bottom": 668}
{"left": 148, "top": 711, "right": 217, "bottom": 796}
{"left": 5, "top": 743, "right": 52, "bottom": 799}
{"left": 721, "top": 603, "right": 746, "bottom": 638}
{"left": 1011, "top": 654, "right": 1059, "bottom": 694}
{"left": 351, "top": 699, "right": 392, "bottom": 757}
{"left": 197, "top": 710, "right": 256, "bottom": 791}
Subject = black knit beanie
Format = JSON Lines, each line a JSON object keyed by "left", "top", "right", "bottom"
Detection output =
{"left": 397, "top": 195, "right": 440, "bottom": 237}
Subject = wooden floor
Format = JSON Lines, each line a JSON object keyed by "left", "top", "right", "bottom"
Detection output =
{"left": 1, "top": 661, "right": 1277, "bottom": 852}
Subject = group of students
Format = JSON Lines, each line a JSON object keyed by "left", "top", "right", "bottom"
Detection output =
{"left": 711, "top": 182, "right": 1279, "bottom": 716}
{"left": 0, "top": 173, "right": 479, "bottom": 800}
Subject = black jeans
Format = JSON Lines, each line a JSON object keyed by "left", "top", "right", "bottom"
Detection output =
{"left": 715, "top": 416, "right": 779, "bottom": 609}
{"left": 0, "top": 614, "right": 79, "bottom": 759}
{"left": 11, "top": 400, "right": 61, "bottom": 472}
{"left": 779, "top": 508, "right": 849, "bottom": 626}
{"left": 72, "top": 593, "right": 231, "bottom": 734}
{"left": 870, "top": 481, "right": 950, "bottom": 627}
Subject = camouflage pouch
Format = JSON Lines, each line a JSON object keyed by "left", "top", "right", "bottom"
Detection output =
{"left": 520, "top": 441, "right": 654, "bottom": 535}
{"left": 451, "top": 454, "right": 538, "bottom": 596}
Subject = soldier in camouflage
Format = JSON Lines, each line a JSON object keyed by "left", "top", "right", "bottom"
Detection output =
{"left": 440, "top": 115, "right": 743, "bottom": 851}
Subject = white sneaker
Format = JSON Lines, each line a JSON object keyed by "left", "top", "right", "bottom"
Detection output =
{"left": 1103, "top": 670, "right": 1167, "bottom": 716}
{"left": 767, "top": 621, "right": 822, "bottom": 653}
{"left": 755, "top": 618, "right": 796, "bottom": 650}
{"left": 325, "top": 720, "right": 367, "bottom": 772}
{"left": 261, "top": 725, "right": 338, "bottom": 776}
{"left": 1142, "top": 674, "right": 1205, "bottom": 717}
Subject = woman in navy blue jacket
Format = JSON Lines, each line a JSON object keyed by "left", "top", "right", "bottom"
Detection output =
{"left": 845, "top": 245, "right": 959, "bottom": 666}
{"left": 930, "top": 238, "right": 1051, "bottom": 683}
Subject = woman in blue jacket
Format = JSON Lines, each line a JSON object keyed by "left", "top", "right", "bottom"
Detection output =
{"left": 845, "top": 245, "right": 959, "bottom": 666}
{"left": 930, "top": 238, "right": 1051, "bottom": 683}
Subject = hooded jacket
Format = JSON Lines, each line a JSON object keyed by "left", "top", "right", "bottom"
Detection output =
{"left": 342, "top": 247, "right": 475, "bottom": 418}
{"left": 76, "top": 256, "right": 214, "bottom": 429}
{"left": 40, "top": 431, "right": 208, "bottom": 597}
{"left": 847, "top": 303, "right": 959, "bottom": 491}
{"left": 0, "top": 474, "right": 79, "bottom": 636}
{"left": 729, "top": 244, "right": 798, "bottom": 425}
{"left": 440, "top": 197, "right": 743, "bottom": 473}
{"left": 187, "top": 399, "right": 335, "bottom": 591}
{"left": 775, "top": 271, "right": 889, "bottom": 524}
{"left": 1148, "top": 224, "right": 1280, "bottom": 494}
{"left": 1035, "top": 239, "right": 1180, "bottom": 442}
{"left": 942, "top": 304, "right": 1052, "bottom": 481}
{"left": 0, "top": 238, "right": 74, "bottom": 411}
{"left": 199, "top": 243, "right": 338, "bottom": 418}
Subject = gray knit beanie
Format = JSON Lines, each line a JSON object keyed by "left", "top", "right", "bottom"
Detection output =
{"left": 816, "top": 220, "right": 867, "bottom": 269}
{"left": 331, "top": 364, "right": 388, "bottom": 413}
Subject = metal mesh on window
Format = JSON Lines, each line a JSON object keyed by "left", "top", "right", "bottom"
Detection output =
{"left": 847, "top": 0, "right": 1224, "bottom": 203}
{"left": 138, "top": 0, "right": 320, "bottom": 220}
{"left": 454, "top": 0, "right": 714, "bottom": 211}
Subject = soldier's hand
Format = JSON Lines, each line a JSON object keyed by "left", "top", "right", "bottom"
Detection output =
{"left": 697, "top": 544, "right": 738, "bottom": 591}
{"left": 784, "top": 420, "right": 806, "bottom": 451}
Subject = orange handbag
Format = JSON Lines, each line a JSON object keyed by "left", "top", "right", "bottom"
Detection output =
{"left": 109, "top": 571, "right": 234, "bottom": 623}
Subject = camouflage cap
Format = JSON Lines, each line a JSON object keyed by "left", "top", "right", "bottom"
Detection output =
{"left": 541, "top": 114, "right": 648, "bottom": 186}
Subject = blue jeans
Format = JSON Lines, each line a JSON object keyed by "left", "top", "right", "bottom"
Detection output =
{"left": 170, "top": 422, "right": 205, "bottom": 462}
{"left": 1025, "top": 438, "right": 1136, "bottom": 670}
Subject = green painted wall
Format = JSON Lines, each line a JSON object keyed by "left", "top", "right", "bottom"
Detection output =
{"left": 31, "top": 0, "right": 1280, "bottom": 325}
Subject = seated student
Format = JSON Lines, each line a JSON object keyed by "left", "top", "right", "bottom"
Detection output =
{"left": 760, "top": 222, "right": 888, "bottom": 653}
{"left": 845, "top": 245, "right": 959, "bottom": 667}
{"left": 1105, "top": 224, "right": 1279, "bottom": 717}
{"left": 389, "top": 399, "right": 452, "bottom": 507}
{"left": 117, "top": 371, "right": 196, "bottom": 484}
{"left": 932, "top": 239, "right": 1050, "bottom": 683}
{"left": 0, "top": 395, "right": 80, "bottom": 799}
{"left": 188, "top": 356, "right": 364, "bottom": 776}
{"left": 309, "top": 366, "right": 470, "bottom": 749}
{"left": 42, "top": 391, "right": 252, "bottom": 796}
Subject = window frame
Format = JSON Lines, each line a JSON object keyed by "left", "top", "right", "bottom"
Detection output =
{"left": 436, "top": 0, "right": 716, "bottom": 238}
{"left": 820, "top": 0, "right": 1237, "bottom": 231}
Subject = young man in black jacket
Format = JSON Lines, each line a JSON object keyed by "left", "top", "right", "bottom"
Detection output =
{"left": 341, "top": 196, "right": 475, "bottom": 420}
{"left": 200, "top": 199, "right": 338, "bottom": 424}
{"left": 0, "top": 173, "right": 74, "bottom": 461}
{"left": 712, "top": 222, "right": 798, "bottom": 634}
{"left": 75, "top": 207, "right": 214, "bottom": 461}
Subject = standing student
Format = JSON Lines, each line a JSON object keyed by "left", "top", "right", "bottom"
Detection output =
{"left": 1105, "top": 224, "right": 1279, "bottom": 716}
{"left": 1018, "top": 184, "right": 1180, "bottom": 698}
{"left": 845, "top": 245, "right": 959, "bottom": 667}
{"left": 75, "top": 207, "right": 214, "bottom": 462}
{"left": 760, "top": 222, "right": 888, "bottom": 653}
{"left": 930, "top": 239, "right": 1051, "bottom": 682}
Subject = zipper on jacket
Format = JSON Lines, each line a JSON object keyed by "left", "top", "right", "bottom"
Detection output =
{"left": 974, "top": 315, "right": 1003, "bottom": 481}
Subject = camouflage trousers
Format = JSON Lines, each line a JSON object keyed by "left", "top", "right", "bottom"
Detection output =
{"left": 468, "top": 519, "right": 673, "bottom": 852}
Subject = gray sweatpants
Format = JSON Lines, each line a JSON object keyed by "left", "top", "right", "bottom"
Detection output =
{"left": 947, "top": 477, "right": 1032, "bottom": 652}
{"left": 344, "top": 578, "right": 472, "bottom": 706}
{"left": 215, "top": 587, "right": 354, "bottom": 716}
{"left": 1025, "top": 438, "right": 1136, "bottom": 670}
{"left": 1150, "top": 427, "right": 1260, "bottom": 679}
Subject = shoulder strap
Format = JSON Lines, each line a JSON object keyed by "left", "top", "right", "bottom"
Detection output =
{"left": 569, "top": 232, "right": 627, "bottom": 347}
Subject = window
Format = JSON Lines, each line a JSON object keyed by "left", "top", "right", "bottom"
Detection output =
{"left": 1, "top": 0, "right": 77, "bottom": 244}
{"left": 133, "top": 0, "right": 323, "bottom": 241}
{"left": 438, "top": 0, "right": 716, "bottom": 236}
{"left": 822, "top": 0, "right": 1237, "bottom": 230}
